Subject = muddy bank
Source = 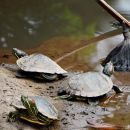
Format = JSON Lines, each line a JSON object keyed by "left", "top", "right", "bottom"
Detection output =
{"left": 0, "top": 63, "right": 130, "bottom": 130}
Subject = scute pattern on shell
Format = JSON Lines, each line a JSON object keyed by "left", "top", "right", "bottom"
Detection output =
{"left": 67, "top": 72, "right": 113, "bottom": 97}
{"left": 16, "top": 54, "right": 67, "bottom": 74}
{"left": 29, "top": 96, "right": 58, "bottom": 120}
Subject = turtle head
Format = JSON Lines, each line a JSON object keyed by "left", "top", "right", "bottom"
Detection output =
{"left": 103, "top": 61, "right": 114, "bottom": 77}
{"left": 12, "top": 48, "right": 28, "bottom": 59}
{"left": 21, "top": 95, "right": 38, "bottom": 117}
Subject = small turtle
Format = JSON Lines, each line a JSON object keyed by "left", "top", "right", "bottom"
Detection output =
{"left": 12, "top": 48, "right": 67, "bottom": 81}
{"left": 8, "top": 95, "right": 58, "bottom": 125}
{"left": 58, "top": 62, "right": 122, "bottom": 103}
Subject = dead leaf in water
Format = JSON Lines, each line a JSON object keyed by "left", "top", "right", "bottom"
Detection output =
{"left": 86, "top": 119, "right": 125, "bottom": 130}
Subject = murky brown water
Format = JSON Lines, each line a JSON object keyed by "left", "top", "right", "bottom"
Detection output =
{"left": 0, "top": 0, "right": 130, "bottom": 130}
{"left": 0, "top": 0, "right": 130, "bottom": 49}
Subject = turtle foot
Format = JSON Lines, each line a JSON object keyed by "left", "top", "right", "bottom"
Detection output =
{"left": 8, "top": 111, "right": 18, "bottom": 122}
{"left": 113, "top": 85, "right": 123, "bottom": 93}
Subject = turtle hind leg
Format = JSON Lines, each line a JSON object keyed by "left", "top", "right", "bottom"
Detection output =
{"left": 58, "top": 74, "right": 68, "bottom": 79}
{"left": 15, "top": 70, "right": 30, "bottom": 78}
{"left": 112, "top": 85, "right": 122, "bottom": 93}
{"left": 54, "top": 94, "right": 73, "bottom": 100}
{"left": 41, "top": 73, "right": 58, "bottom": 81}
{"left": 87, "top": 97, "right": 99, "bottom": 105}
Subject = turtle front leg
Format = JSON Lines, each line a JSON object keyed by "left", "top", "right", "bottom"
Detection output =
{"left": 112, "top": 85, "right": 123, "bottom": 93}
{"left": 8, "top": 111, "right": 19, "bottom": 122}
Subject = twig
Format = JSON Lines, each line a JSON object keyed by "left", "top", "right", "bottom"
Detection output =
{"left": 97, "top": 0, "right": 130, "bottom": 27}
{"left": 55, "top": 29, "right": 121, "bottom": 63}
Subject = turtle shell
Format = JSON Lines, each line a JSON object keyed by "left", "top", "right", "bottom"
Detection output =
{"left": 66, "top": 72, "right": 113, "bottom": 97}
{"left": 16, "top": 53, "right": 67, "bottom": 74}
{"left": 29, "top": 96, "right": 58, "bottom": 120}
{"left": 14, "top": 96, "right": 58, "bottom": 120}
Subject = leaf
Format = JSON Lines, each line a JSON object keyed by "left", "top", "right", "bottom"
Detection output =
{"left": 86, "top": 119, "right": 125, "bottom": 130}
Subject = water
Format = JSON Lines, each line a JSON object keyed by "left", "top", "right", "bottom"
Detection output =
{"left": 0, "top": 0, "right": 130, "bottom": 49}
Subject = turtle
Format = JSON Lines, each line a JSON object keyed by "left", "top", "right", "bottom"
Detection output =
{"left": 8, "top": 95, "right": 58, "bottom": 125}
{"left": 12, "top": 48, "right": 67, "bottom": 81}
{"left": 58, "top": 62, "right": 122, "bottom": 103}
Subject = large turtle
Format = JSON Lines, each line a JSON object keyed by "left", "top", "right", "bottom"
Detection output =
{"left": 12, "top": 48, "right": 67, "bottom": 81}
{"left": 58, "top": 62, "right": 122, "bottom": 103}
{"left": 8, "top": 95, "right": 58, "bottom": 125}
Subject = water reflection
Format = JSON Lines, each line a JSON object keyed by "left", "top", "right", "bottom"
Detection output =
{"left": 91, "top": 34, "right": 123, "bottom": 66}
{"left": 0, "top": 0, "right": 129, "bottom": 49}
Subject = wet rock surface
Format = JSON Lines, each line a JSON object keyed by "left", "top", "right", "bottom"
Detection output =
{"left": 0, "top": 64, "right": 130, "bottom": 130}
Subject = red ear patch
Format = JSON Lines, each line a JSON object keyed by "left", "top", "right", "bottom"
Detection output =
{"left": 30, "top": 99, "right": 36, "bottom": 105}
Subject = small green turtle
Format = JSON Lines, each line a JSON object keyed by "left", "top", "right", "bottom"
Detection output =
{"left": 8, "top": 95, "right": 58, "bottom": 125}
{"left": 12, "top": 48, "right": 67, "bottom": 81}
